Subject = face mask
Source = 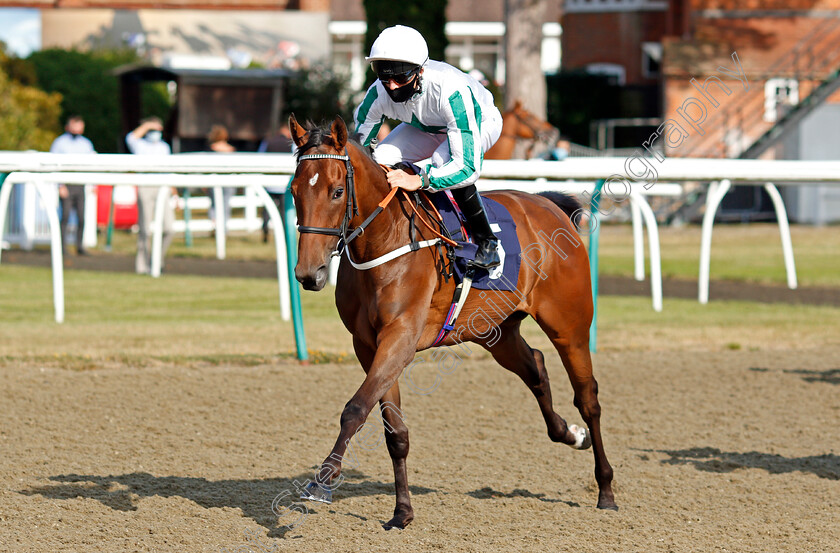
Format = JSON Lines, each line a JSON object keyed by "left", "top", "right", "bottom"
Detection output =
{"left": 146, "top": 130, "right": 162, "bottom": 143}
{"left": 551, "top": 147, "right": 568, "bottom": 161}
{"left": 385, "top": 75, "right": 420, "bottom": 103}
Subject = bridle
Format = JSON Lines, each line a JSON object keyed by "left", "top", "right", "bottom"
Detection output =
{"left": 295, "top": 147, "right": 398, "bottom": 249}
{"left": 296, "top": 149, "right": 358, "bottom": 239}
{"left": 508, "top": 108, "right": 557, "bottom": 142}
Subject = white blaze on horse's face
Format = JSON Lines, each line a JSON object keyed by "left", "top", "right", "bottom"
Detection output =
{"left": 309, "top": 172, "right": 319, "bottom": 187}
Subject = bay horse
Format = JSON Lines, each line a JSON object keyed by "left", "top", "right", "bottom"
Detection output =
{"left": 485, "top": 99, "right": 559, "bottom": 160}
{"left": 287, "top": 114, "right": 616, "bottom": 529}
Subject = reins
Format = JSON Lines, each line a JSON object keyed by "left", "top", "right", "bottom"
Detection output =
{"left": 295, "top": 148, "right": 456, "bottom": 270}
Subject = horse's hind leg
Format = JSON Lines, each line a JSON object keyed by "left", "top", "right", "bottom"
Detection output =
{"left": 533, "top": 315, "right": 617, "bottom": 510}
{"left": 484, "top": 319, "right": 588, "bottom": 449}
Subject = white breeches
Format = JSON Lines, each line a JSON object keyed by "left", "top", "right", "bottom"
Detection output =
{"left": 372, "top": 109, "right": 503, "bottom": 189}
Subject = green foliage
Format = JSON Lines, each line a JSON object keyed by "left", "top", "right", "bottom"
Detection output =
{"left": 362, "top": 0, "right": 449, "bottom": 87}
{"left": 285, "top": 63, "right": 354, "bottom": 124}
{"left": 0, "top": 45, "right": 62, "bottom": 151}
{"left": 25, "top": 48, "right": 171, "bottom": 153}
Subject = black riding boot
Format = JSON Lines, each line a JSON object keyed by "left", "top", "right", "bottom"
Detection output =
{"left": 451, "top": 184, "right": 501, "bottom": 269}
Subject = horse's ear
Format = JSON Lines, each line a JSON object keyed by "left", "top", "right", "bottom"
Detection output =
{"left": 331, "top": 115, "right": 348, "bottom": 151}
{"left": 513, "top": 99, "right": 523, "bottom": 110}
{"left": 289, "top": 114, "right": 308, "bottom": 148}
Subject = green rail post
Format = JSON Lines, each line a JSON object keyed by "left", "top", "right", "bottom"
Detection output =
{"left": 0, "top": 173, "right": 7, "bottom": 239}
{"left": 283, "top": 183, "right": 308, "bottom": 362}
{"left": 182, "top": 188, "right": 193, "bottom": 247}
{"left": 588, "top": 179, "right": 605, "bottom": 354}
{"left": 104, "top": 185, "right": 116, "bottom": 251}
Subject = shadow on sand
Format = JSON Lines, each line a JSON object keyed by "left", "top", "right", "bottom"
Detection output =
{"left": 655, "top": 447, "right": 839, "bottom": 480}
{"left": 467, "top": 486, "right": 581, "bottom": 507}
{"left": 19, "top": 470, "right": 437, "bottom": 538}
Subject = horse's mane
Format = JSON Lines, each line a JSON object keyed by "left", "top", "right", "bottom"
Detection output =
{"left": 537, "top": 191, "right": 582, "bottom": 219}
{"left": 294, "top": 120, "right": 376, "bottom": 166}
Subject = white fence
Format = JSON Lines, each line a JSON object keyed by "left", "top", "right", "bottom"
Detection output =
{"left": 3, "top": 152, "right": 839, "bottom": 325}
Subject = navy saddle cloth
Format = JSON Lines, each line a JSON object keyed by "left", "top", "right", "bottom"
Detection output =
{"left": 427, "top": 190, "right": 521, "bottom": 291}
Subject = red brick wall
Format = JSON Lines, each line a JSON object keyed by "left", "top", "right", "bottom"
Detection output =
{"left": 561, "top": 10, "right": 669, "bottom": 85}
{"left": 690, "top": 0, "right": 840, "bottom": 9}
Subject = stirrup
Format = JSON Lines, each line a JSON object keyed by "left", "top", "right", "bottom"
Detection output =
{"left": 468, "top": 238, "right": 500, "bottom": 269}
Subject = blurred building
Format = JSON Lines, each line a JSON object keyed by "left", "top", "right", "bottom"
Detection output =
{"left": 560, "top": 0, "right": 840, "bottom": 222}
{"left": 329, "top": 0, "right": 562, "bottom": 91}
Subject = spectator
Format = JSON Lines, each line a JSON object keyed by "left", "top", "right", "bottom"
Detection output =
{"left": 258, "top": 123, "right": 295, "bottom": 154}
{"left": 207, "top": 124, "right": 236, "bottom": 237}
{"left": 540, "top": 137, "right": 571, "bottom": 161}
{"left": 50, "top": 115, "right": 96, "bottom": 256}
{"left": 125, "top": 116, "right": 176, "bottom": 275}
{"left": 258, "top": 124, "right": 295, "bottom": 243}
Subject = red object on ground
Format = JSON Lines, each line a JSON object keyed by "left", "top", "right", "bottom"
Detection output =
{"left": 96, "top": 185, "right": 138, "bottom": 229}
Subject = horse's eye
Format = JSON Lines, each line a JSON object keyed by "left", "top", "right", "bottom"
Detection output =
{"left": 333, "top": 187, "right": 344, "bottom": 199}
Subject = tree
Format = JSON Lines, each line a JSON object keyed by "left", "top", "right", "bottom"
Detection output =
{"left": 504, "top": 0, "right": 548, "bottom": 118}
{"left": 362, "top": 0, "right": 448, "bottom": 87}
{"left": 285, "top": 62, "right": 354, "bottom": 124}
{"left": 26, "top": 48, "right": 170, "bottom": 153}
{"left": 0, "top": 44, "right": 62, "bottom": 151}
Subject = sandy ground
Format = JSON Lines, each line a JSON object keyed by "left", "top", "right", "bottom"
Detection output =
{"left": 2, "top": 347, "right": 838, "bottom": 553}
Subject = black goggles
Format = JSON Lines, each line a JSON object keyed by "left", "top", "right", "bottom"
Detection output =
{"left": 372, "top": 61, "right": 419, "bottom": 85}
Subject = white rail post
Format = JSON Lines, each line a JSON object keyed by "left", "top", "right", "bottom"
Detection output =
{"left": 34, "top": 179, "right": 65, "bottom": 323}
{"left": 631, "top": 198, "right": 645, "bottom": 281}
{"left": 0, "top": 175, "right": 14, "bottom": 265}
{"left": 629, "top": 193, "right": 663, "bottom": 312}
{"left": 763, "top": 182, "right": 798, "bottom": 290}
{"left": 150, "top": 185, "right": 170, "bottom": 278}
{"left": 213, "top": 185, "right": 226, "bottom": 260}
{"left": 698, "top": 179, "right": 732, "bottom": 304}
{"left": 251, "top": 185, "right": 291, "bottom": 321}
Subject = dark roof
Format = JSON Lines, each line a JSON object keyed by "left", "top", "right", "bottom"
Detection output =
{"left": 112, "top": 63, "right": 293, "bottom": 86}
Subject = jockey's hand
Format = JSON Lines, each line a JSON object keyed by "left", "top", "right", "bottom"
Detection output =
{"left": 386, "top": 169, "right": 422, "bottom": 191}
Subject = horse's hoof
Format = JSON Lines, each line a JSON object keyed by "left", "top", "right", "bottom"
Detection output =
{"left": 300, "top": 481, "right": 332, "bottom": 504}
{"left": 597, "top": 496, "right": 618, "bottom": 511}
{"left": 569, "top": 424, "right": 592, "bottom": 450}
{"left": 383, "top": 511, "right": 414, "bottom": 530}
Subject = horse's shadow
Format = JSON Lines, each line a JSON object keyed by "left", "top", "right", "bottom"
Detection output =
{"left": 19, "top": 470, "right": 437, "bottom": 538}
{"left": 466, "top": 486, "right": 581, "bottom": 507}
{"left": 652, "top": 447, "right": 840, "bottom": 480}
{"left": 783, "top": 368, "right": 840, "bottom": 385}
{"left": 750, "top": 367, "right": 840, "bottom": 385}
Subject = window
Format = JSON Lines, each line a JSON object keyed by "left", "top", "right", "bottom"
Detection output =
{"left": 764, "top": 78, "right": 799, "bottom": 123}
{"left": 585, "top": 63, "right": 626, "bottom": 86}
{"left": 642, "top": 42, "right": 662, "bottom": 79}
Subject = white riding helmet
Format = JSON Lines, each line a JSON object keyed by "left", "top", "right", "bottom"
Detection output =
{"left": 365, "top": 25, "right": 429, "bottom": 67}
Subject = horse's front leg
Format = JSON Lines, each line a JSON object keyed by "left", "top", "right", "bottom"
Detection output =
{"left": 301, "top": 326, "right": 417, "bottom": 512}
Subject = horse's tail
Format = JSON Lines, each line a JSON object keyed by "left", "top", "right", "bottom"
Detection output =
{"left": 537, "top": 191, "right": 582, "bottom": 219}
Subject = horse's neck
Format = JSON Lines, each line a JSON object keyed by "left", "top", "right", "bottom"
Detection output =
{"left": 485, "top": 134, "right": 516, "bottom": 160}
{"left": 347, "top": 147, "right": 409, "bottom": 262}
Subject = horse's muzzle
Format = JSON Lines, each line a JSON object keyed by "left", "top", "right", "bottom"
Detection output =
{"left": 295, "top": 264, "right": 328, "bottom": 291}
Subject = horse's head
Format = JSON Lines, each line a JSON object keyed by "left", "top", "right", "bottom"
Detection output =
{"left": 289, "top": 114, "right": 354, "bottom": 291}
{"left": 507, "top": 100, "right": 558, "bottom": 143}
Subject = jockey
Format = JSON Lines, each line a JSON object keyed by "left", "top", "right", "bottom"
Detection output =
{"left": 353, "top": 25, "right": 504, "bottom": 269}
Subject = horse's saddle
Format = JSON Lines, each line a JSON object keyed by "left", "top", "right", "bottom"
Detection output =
{"left": 426, "top": 190, "right": 521, "bottom": 292}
